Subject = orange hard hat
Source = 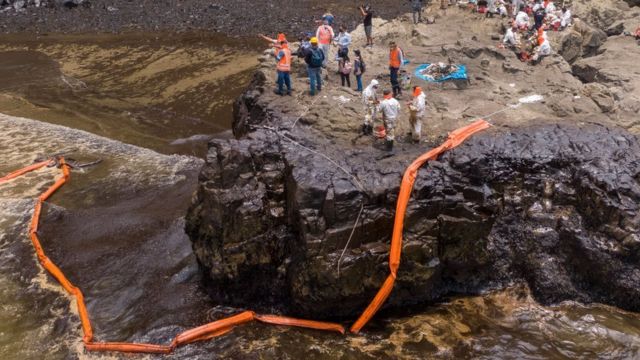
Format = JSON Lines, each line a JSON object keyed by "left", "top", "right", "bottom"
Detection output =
{"left": 277, "top": 33, "right": 287, "bottom": 42}
{"left": 413, "top": 86, "right": 422, "bottom": 97}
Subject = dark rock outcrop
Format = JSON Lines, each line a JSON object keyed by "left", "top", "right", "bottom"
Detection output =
{"left": 558, "top": 19, "right": 614, "bottom": 65}
{"left": 186, "top": 77, "right": 640, "bottom": 318}
{"left": 624, "top": 0, "right": 640, "bottom": 7}
{"left": 558, "top": 30, "right": 585, "bottom": 64}
{"left": 574, "top": 19, "right": 608, "bottom": 58}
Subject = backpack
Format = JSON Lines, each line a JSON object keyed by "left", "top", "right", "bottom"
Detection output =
{"left": 353, "top": 58, "right": 366, "bottom": 75}
{"left": 341, "top": 60, "right": 352, "bottom": 75}
{"left": 359, "top": 59, "right": 366, "bottom": 74}
{"left": 297, "top": 43, "right": 310, "bottom": 58}
{"left": 310, "top": 48, "right": 324, "bottom": 67}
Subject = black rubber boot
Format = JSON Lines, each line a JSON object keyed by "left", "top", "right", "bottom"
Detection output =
{"left": 385, "top": 139, "right": 394, "bottom": 151}
{"left": 359, "top": 124, "right": 373, "bottom": 135}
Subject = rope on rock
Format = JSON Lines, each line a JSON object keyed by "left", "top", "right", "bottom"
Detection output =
{"left": 0, "top": 119, "right": 490, "bottom": 354}
{"left": 252, "top": 124, "right": 368, "bottom": 276}
{"left": 337, "top": 201, "right": 364, "bottom": 276}
{"left": 290, "top": 94, "right": 322, "bottom": 129}
{"left": 252, "top": 124, "right": 366, "bottom": 192}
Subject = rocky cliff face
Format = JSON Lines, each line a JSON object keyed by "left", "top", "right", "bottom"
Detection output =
{"left": 186, "top": 67, "right": 640, "bottom": 318}
{"left": 186, "top": 2, "right": 640, "bottom": 319}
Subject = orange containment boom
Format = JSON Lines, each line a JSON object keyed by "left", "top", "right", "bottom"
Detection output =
{"left": 0, "top": 159, "right": 51, "bottom": 182}
{"left": 350, "top": 119, "right": 491, "bottom": 333}
{"left": 0, "top": 157, "right": 344, "bottom": 355}
{"left": 0, "top": 119, "right": 488, "bottom": 354}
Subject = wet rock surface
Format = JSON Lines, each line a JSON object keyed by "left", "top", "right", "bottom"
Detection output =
{"left": 186, "top": 0, "right": 640, "bottom": 320}
{"left": 2, "top": 0, "right": 640, "bottom": 357}
{"left": 187, "top": 81, "right": 640, "bottom": 319}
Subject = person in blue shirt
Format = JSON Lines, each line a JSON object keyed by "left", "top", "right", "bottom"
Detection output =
{"left": 335, "top": 26, "right": 352, "bottom": 58}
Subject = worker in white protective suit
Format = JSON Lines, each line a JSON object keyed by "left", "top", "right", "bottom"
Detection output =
{"left": 408, "top": 86, "right": 426, "bottom": 142}
{"left": 560, "top": 7, "right": 572, "bottom": 29}
{"left": 378, "top": 89, "right": 401, "bottom": 151}
{"left": 503, "top": 22, "right": 520, "bottom": 49}
{"left": 545, "top": 1, "right": 556, "bottom": 14}
{"left": 361, "top": 79, "right": 379, "bottom": 135}
{"left": 515, "top": 9, "right": 530, "bottom": 29}
{"left": 531, "top": 37, "right": 552, "bottom": 64}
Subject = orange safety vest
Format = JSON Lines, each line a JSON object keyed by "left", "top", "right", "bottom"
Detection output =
{"left": 277, "top": 47, "right": 291, "bottom": 72}
{"left": 318, "top": 26, "right": 332, "bottom": 45}
{"left": 389, "top": 47, "right": 402, "bottom": 68}
{"left": 537, "top": 28, "right": 545, "bottom": 46}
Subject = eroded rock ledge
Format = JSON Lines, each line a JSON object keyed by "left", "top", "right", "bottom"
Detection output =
{"left": 186, "top": 71, "right": 640, "bottom": 318}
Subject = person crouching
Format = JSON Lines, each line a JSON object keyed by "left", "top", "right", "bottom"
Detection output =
{"left": 531, "top": 31, "right": 551, "bottom": 65}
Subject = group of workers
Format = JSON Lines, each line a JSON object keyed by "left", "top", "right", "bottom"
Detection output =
{"left": 500, "top": 0, "right": 571, "bottom": 64}
{"left": 261, "top": 26, "right": 423, "bottom": 153}
{"left": 362, "top": 80, "right": 426, "bottom": 151}
{"left": 257, "top": 0, "right": 575, "bottom": 153}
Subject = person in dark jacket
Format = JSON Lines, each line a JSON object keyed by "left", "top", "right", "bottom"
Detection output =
{"left": 353, "top": 49, "right": 365, "bottom": 92}
{"left": 359, "top": 4, "right": 374, "bottom": 47}
{"left": 304, "top": 37, "right": 325, "bottom": 96}
{"left": 409, "top": 0, "right": 423, "bottom": 24}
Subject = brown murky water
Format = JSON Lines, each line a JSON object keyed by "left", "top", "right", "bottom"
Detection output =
{"left": 0, "top": 32, "right": 260, "bottom": 157}
{"left": 1, "top": 33, "right": 640, "bottom": 360}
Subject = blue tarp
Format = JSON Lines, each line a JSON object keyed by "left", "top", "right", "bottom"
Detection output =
{"left": 414, "top": 63, "right": 468, "bottom": 83}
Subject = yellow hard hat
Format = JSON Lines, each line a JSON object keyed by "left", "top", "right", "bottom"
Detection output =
{"left": 310, "top": 37, "right": 318, "bottom": 44}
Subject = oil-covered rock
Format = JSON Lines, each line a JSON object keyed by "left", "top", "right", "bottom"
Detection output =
{"left": 187, "top": 87, "right": 640, "bottom": 318}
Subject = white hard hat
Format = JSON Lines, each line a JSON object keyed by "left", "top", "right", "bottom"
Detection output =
{"left": 370, "top": 79, "right": 379, "bottom": 87}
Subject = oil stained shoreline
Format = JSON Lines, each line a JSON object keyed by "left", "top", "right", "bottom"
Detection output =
{"left": 1, "top": 31, "right": 640, "bottom": 359}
